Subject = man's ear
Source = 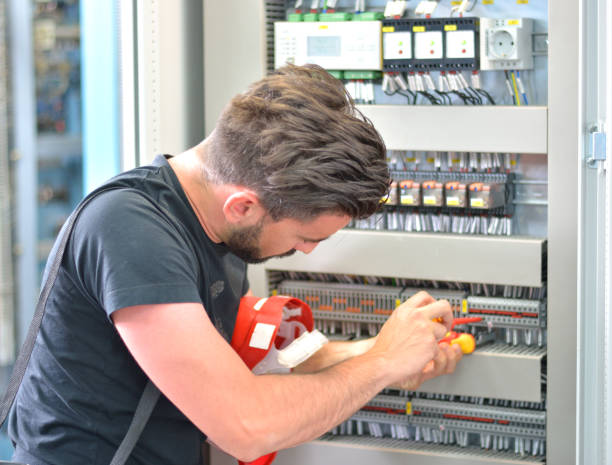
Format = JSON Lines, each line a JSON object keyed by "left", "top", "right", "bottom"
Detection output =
{"left": 222, "top": 190, "right": 264, "bottom": 225}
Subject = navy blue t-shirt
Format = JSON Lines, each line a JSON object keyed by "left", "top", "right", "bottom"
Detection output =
{"left": 8, "top": 155, "right": 249, "bottom": 465}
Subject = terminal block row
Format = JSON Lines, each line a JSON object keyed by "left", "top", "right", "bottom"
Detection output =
{"left": 329, "top": 393, "right": 546, "bottom": 457}
{"left": 277, "top": 280, "right": 465, "bottom": 314}
{"left": 367, "top": 395, "right": 545, "bottom": 427}
{"left": 461, "top": 296, "right": 547, "bottom": 347}
{"left": 276, "top": 280, "right": 546, "bottom": 345}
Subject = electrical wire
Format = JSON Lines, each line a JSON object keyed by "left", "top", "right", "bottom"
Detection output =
{"left": 476, "top": 88, "right": 496, "bottom": 105}
{"left": 464, "top": 86, "right": 483, "bottom": 105}
{"left": 419, "top": 91, "right": 442, "bottom": 105}
{"left": 504, "top": 71, "right": 516, "bottom": 105}
{"left": 435, "top": 90, "right": 452, "bottom": 105}
{"left": 398, "top": 89, "right": 417, "bottom": 104}
{"left": 510, "top": 71, "right": 521, "bottom": 106}
{"left": 516, "top": 70, "right": 529, "bottom": 105}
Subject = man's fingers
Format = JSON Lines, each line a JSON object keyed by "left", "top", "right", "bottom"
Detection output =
{"left": 421, "top": 359, "right": 435, "bottom": 376}
{"left": 420, "top": 346, "right": 447, "bottom": 382}
{"left": 432, "top": 322, "right": 449, "bottom": 340}
{"left": 404, "top": 291, "right": 436, "bottom": 309}
{"left": 420, "top": 300, "right": 453, "bottom": 331}
{"left": 444, "top": 344, "right": 462, "bottom": 374}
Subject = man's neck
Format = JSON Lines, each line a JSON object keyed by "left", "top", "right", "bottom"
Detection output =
{"left": 168, "top": 143, "right": 225, "bottom": 244}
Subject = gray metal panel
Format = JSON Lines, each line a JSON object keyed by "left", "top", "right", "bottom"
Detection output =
{"left": 137, "top": 0, "right": 204, "bottom": 165}
{"left": 547, "top": 0, "right": 580, "bottom": 463}
{"left": 577, "top": 1, "right": 612, "bottom": 464}
{"left": 357, "top": 105, "right": 548, "bottom": 154}
{"left": 417, "top": 344, "right": 545, "bottom": 403}
{"left": 210, "top": 438, "right": 544, "bottom": 465}
{"left": 261, "top": 230, "right": 545, "bottom": 286}
{"left": 203, "top": 0, "right": 266, "bottom": 136}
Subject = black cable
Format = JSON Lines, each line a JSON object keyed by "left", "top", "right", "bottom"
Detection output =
{"left": 397, "top": 89, "right": 416, "bottom": 105}
{"left": 476, "top": 88, "right": 496, "bottom": 105}
{"left": 420, "top": 91, "right": 442, "bottom": 105}
{"left": 465, "top": 87, "right": 483, "bottom": 105}
{"left": 451, "top": 90, "right": 473, "bottom": 105}
{"left": 398, "top": 89, "right": 418, "bottom": 105}
{"left": 437, "top": 91, "right": 452, "bottom": 105}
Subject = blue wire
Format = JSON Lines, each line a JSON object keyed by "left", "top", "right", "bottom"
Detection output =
{"left": 517, "top": 70, "right": 529, "bottom": 105}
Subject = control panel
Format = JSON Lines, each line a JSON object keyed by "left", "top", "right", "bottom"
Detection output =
{"left": 275, "top": 21, "right": 382, "bottom": 70}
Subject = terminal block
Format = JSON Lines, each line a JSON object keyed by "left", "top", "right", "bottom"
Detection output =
{"left": 465, "top": 296, "right": 546, "bottom": 347}
{"left": 401, "top": 287, "right": 466, "bottom": 314}
{"left": 277, "top": 280, "right": 401, "bottom": 314}
{"left": 333, "top": 394, "right": 547, "bottom": 456}
{"left": 276, "top": 280, "right": 466, "bottom": 337}
{"left": 273, "top": 275, "right": 544, "bottom": 345}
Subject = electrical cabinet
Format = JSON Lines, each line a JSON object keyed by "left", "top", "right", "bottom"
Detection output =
{"left": 125, "top": 0, "right": 608, "bottom": 463}
{"left": 203, "top": 1, "right": 585, "bottom": 464}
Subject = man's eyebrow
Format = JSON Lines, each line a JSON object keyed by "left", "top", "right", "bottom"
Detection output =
{"left": 298, "top": 235, "right": 332, "bottom": 243}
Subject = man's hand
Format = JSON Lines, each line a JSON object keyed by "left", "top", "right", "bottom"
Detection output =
{"left": 295, "top": 291, "right": 463, "bottom": 390}
{"left": 391, "top": 342, "right": 463, "bottom": 391}
{"left": 368, "top": 291, "right": 456, "bottom": 387}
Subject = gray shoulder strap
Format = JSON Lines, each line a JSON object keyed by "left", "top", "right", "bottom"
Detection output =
{"left": 109, "top": 380, "right": 161, "bottom": 465}
{"left": 0, "top": 185, "right": 162, "bottom": 465}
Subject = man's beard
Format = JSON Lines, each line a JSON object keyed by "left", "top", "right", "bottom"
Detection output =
{"left": 224, "top": 220, "right": 297, "bottom": 264}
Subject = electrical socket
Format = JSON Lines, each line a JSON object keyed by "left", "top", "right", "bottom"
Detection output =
{"left": 479, "top": 18, "right": 534, "bottom": 71}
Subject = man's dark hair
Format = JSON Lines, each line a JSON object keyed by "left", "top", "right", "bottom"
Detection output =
{"left": 209, "top": 63, "right": 390, "bottom": 221}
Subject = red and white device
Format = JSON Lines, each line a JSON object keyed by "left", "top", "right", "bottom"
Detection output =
{"left": 230, "top": 295, "right": 322, "bottom": 465}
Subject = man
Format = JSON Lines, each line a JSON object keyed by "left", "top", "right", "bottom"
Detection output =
{"left": 9, "top": 64, "right": 462, "bottom": 465}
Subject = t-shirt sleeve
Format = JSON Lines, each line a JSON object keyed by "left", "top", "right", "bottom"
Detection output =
{"left": 70, "top": 189, "right": 202, "bottom": 318}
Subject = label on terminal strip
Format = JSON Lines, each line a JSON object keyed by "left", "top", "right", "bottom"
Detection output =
{"left": 406, "top": 401, "right": 412, "bottom": 415}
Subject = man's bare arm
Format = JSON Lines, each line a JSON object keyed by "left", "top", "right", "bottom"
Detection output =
{"left": 293, "top": 291, "right": 463, "bottom": 388}
{"left": 113, "top": 295, "right": 451, "bottom": 462}
{"left": 292, "top": 338, "right": 375, "bottom": 373}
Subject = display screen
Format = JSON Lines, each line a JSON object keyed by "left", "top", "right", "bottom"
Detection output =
{"left": 307, "top": 36, "right": 341, "bottom": 57}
